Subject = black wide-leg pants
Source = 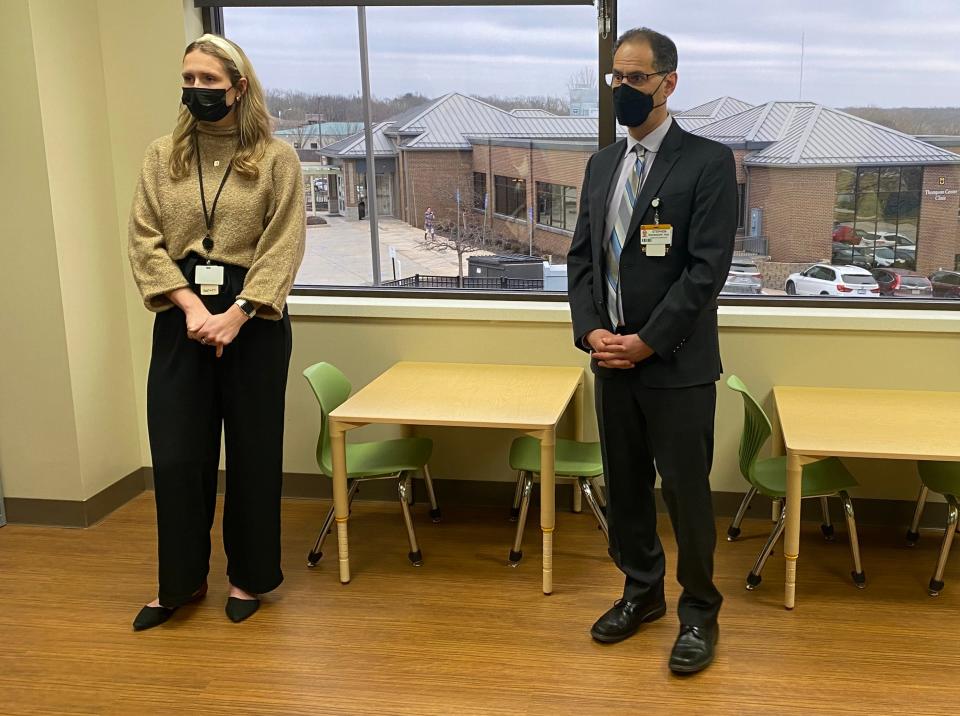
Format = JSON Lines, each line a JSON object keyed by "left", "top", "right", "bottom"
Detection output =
{"left": 147, "top": 256, "right": 292, "bottom": 608}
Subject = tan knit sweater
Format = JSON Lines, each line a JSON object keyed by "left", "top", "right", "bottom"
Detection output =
{"left": 128, "top": 122, "right": 305, "bottom": 320}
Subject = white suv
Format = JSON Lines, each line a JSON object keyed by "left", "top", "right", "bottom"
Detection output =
{"left": 785, "top": 264, "right": 880, "bottom": 297}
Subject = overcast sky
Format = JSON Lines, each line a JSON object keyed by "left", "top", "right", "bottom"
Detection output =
{"left": 223, "top": 1, "right": 960, "bottom": 109}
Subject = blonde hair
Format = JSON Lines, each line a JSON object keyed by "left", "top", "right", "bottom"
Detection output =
{"left": 169, "top": 34, "right": 272, "bottom": 181}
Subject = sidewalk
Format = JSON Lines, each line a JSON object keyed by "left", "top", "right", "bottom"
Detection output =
{"left": 295, "top": 215, "right": 485, "bottom": 286}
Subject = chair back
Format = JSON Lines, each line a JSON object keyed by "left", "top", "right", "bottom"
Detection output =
{"left": 917, "top": 461, "right": 960, "bottom": 497}
{"left": 725, "top": 375, "right": 773, "bottom": 485}
{"left": 302, "top": 362, "right": 353, "bottom": 476}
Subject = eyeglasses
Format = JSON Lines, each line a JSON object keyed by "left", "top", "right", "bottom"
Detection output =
{"left": 604, "top": 70, "right": 670, "bottom": 87}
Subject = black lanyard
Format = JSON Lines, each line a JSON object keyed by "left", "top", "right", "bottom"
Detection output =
{"left": 194, "top": 132, "right": 234, "bottom": 257}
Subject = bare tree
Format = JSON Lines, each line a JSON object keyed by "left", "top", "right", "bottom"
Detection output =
{"left": 567, "top": 65, "right": 597, "bottom": 90}
{"left": 421, "top": 210, "right": 489, "bottom": 288}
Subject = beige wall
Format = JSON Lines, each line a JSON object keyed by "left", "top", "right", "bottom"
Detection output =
{"left": 0, "top": 0, "right": 198, "bottom": 500}
{"left": 3, "top": 0, "right": 959, "bottom": 513}
{"left": 263, "top": 310, "right": 960, "bottom": 503}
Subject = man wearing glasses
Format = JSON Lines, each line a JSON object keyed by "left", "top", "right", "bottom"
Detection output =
{"left": 567, "top": 27, "right": 737, "bottom": 674}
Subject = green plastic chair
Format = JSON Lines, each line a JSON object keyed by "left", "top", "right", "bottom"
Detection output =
{"left": 905, "top": 461, "right": 960, "bottom": 596}
{"left": 726, "top": 375, "right": 866, "bottom": 590}
{"left": 303, "top": 362, "right": 440, "bottom": 567}
{"left": 507, "top": 436, "right": 607, "bottom": 565}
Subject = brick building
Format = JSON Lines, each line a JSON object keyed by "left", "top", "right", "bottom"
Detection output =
{"left": 316, "top": 93, "right": 960, "bottom": 278}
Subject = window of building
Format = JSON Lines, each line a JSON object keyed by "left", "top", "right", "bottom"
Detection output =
{"left": 535, "top": 182, "right": 577, "bottom": 232}
{"left": 736, "top": 183, "right": 745, "bottom": 231}
{"left": 833, "top": 166, "right": 922, "bottom": 270}
{"left": 473, "top": 172, "right": 486, "bottom": 211}
{"left": 494, "top": 175, "right": 527, "bottom": 221}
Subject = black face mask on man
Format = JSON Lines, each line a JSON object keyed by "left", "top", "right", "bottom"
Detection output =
{"left": 181, "top": 87, "right": 234, "bottom": 122}
{"left": 612, "top": 75, "right": 668, "bottom": 128}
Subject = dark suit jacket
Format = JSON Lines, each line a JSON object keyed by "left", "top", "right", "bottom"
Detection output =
{"left": 567, "top": 119, "right": 738, "bottom": 388}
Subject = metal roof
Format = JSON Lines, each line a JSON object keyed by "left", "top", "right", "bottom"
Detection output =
{"left": 274, "top": 121, "right": 364, "bottom": 138}
{"left": 694, "top": 101, "right": 960, "bottom": 166}
{"left": 509, "top": 109, "right": 559, "bottom": 117}
{"left": 674, "top": 96, "right": 755, "bottom": 130}
{"left": 316, "top": 95, "right": 960, "bottom": 167}
{"left": 320, "top": 122, "right": 397, "bottom": 157}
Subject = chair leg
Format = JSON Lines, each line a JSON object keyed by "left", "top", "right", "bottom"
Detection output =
{"left": 727, "top": 486, "right": 758, "bottom": 541}
{"left": 405, "top": 474, "right": 415, "bottom": 505}
{"left": 578, "top": 477, "right": 608, "bottom": 542}
{"left": 509, "top": 470, "right": 525, "bottom": 522}
{"left": 422, "top": 464, "right": 441, "bottom": 523}
{"left": 397, "top": 474, "right": 422, "bottom": 566}
{"left": 906, "top": 485, "right": 929, "bottom": 546}
{"left": 571, "top": 478, "right": 583, "bottom": 513}
{"left": 820, "top": 496, "right": 835, "bottom": 541}
{"left": 508, "top": 471, "right": 534, "bottom": 565}
{"left": 928, "top": 495, "right": 959, "bottom": 597}
{"left": 771, "top": 498, "right": 782, "bottom": 523}
{"left": 838, "top": 491, "right": 866, "bottom": 588}
{"left": 746, "top": 505, "right": 786, "bottom": 590}
{"left": 307, "top": 480, "right": 359, "bottom": 566}
{"left": 591, "top": 476, "right": 607, "bottom": 512}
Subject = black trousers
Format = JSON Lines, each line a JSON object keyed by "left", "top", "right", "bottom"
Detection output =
{"left": 595, "top": 374, "right": 722, "bottom": 626}
{"left": 147, "top": 255, "right": 292, "bottom": 608}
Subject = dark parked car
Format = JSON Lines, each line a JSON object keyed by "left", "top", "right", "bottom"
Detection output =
{"left": 831, "top": 243, "right": 872, "bottom": 268}
{"left": 929, "top": 270, "right": 960, "bottom": 299}
{"left": 871, "top": 268, "right": 933, "bottom": 297}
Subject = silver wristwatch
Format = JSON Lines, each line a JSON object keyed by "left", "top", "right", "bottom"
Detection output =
{"left": 234, "top": 299, "right": 257, "bottom": 318}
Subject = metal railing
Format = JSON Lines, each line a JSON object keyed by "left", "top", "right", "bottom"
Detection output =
{"left": 734, "top": 235, "right": 768, "bottom": 255}
{"left": 382, "top": 274, "right": 544, "bottom": 290}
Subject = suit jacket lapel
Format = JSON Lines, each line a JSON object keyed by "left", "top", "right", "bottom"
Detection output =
{"left": 625, "top": 121, "right": 683, "bottom": 245}
{"left": 589, "top": 138, "right": 627, "bottom": 249}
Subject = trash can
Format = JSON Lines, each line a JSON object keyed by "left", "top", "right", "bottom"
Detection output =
{"left": 358, "top": 200, "right": 366, "bottom": 220}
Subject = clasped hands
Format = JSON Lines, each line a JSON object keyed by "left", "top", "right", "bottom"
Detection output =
{"left": 185, "top": 304, "right": 249, "bottom": 358}
{"left": 586, "top": 329, "right": 655, "bottom": 369}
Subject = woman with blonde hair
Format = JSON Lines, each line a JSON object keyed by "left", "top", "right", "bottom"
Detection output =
{"left": 128, "top": 34, "right": 305, "bottom": 630}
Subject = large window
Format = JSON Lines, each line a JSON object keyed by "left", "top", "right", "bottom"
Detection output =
{"left": 494, "top": 175, "right": 527, "bottom": 221}
{"left": 221, "top": 2, "right": 596, "bottom": 292}
{"left": 536, "top": 182, "right": 578, "bottom": 232}
{"left": 833, "top": 166, "right": 922, "bottom": 270}
{"left": 216, "top": 1, "right": 960, "bottom": 303}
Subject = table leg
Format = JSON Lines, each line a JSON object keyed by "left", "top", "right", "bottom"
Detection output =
{"left": 570, "top": 379, "right": 585, "bottom": 514}
{"left": 330, "top": 422, "right": 351, "bottom": 584}
{"left": 540, "top": 428, "right": 556, "bottom": 595}
{"left": 784, "top": 450, "right": 803, "bottom": 609}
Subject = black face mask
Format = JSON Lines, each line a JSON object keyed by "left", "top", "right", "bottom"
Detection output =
{"left": 612, "top": 76, "right": 667, "bottom": 127}
{"left": 181, "top": 87, "right": 233, "bottom": 122}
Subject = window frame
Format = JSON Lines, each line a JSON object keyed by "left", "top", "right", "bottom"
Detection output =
{"left": 206, "top": 2, "right": 960, "bottom": 311}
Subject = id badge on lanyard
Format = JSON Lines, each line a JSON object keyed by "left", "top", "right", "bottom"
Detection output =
{"left": 194, "top": 133, "right": 233, "bottom": 295}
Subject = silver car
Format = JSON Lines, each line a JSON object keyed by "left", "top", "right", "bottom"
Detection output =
{"left": 722, "top": 258, "right": 763, "bottom": 295}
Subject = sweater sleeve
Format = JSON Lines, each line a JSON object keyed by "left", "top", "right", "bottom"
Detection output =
{"left": 237, "top": 142, "right": 306, "bottom": 320}
{"left": 127, "top": 139, "right": 190, "bottom": 312}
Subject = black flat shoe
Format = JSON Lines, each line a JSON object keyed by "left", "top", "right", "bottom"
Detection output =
{"left": 133, "top": 582, "right": 208, "bottom": 632}
{"left": 590, "top": 596, "right": 667, "bottom": 643}
{"left": 669, "top": 623, "right": 718, "bottom": 674}
{"left": 133, "top": 605, "right": 175, "bottom": 631}
{"left": 225, "top": 596, "right": 260, "bottom": 623}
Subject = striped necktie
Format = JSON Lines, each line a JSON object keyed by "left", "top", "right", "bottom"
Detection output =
{"left": 604, "top": 145, "right": 645, "bottom": 329}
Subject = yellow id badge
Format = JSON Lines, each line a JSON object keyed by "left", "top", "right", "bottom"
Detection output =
{"left": 640, "top": 224, "right": 674, "bottom": 256}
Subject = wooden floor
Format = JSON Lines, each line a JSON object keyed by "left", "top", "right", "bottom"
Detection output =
{"left": 1, "top": 492, "right": 957, "bottom": 715}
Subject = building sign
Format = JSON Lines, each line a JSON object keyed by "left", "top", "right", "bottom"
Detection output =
{"left": 924, "top": 188, "right": 959, "bottom": 202}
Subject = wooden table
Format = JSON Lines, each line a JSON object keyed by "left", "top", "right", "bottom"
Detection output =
{"left": 328, "top": 361, "right": 586, "bottom": 594}
{"left": 773, "top": 386, "right": 960, "bottom": 609}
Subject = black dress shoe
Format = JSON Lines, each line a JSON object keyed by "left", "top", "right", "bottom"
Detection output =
{"left": 669, "top": 623, "right": 718, "bottom": 674}
{"left": 225, "top": 596, "right": 261, "bottom": 623}
{"left": 133, "top": 582, "right": 208, "bottom": 632}
{"left": 590, "top": 597, "right": 667, "bottom": 643}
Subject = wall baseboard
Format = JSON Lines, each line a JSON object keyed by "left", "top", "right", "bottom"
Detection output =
{"left": 2, "top": 468, "right": 148, "bottom": 528}
{"left": 2, "top": 467, "right": 949, "bottom": 531}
